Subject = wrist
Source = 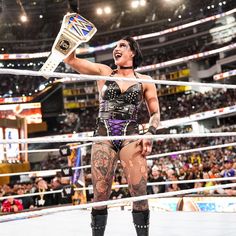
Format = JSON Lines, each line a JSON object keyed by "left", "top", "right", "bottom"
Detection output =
{"left": 147, "top": 126, "right": 156, "bottom": 135}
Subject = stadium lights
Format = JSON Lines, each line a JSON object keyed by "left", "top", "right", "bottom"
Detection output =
{"left": 140, "top": 0, "right": 146, "bottom": 6}
{"left": 104, "top": 6, "right": 111, "bottom": 14}
{"left": 163, "top": 0, "right": 183, "bottom": 5}
{"left": 17, "top": 0, "right": 28, "bottom": 23}
{"left": 96, "top": 8, "right": 103, "bottom": 15}
{"left": 96, "top": 6, "right": 112, "bottom": 15}
{"left": 131, "top": 0, "right": 146, "bottom": 9}
{"left": 20, "top": 14, "right": 28, "bottom": 23}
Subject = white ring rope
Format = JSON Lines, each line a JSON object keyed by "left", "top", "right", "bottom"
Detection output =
{"left": 0, "top": 176, "right": 235, "bottom": 201}
{"left": 147, "top": 141, "right": 236, "bottom": 159}
{"left": 0, "top": 189, "right": 62, "bottom": 201}
{"left": 0, "top": 68, "right": 236, "bottom": 89}
{"left": 1, "top": 182, "right": 236, "bottom": 223}
{"left": 0, "top": 164, "right": 92, "bottom": 178}
{"left": 4, "top": 148, "right": 58, "bottom": 155}
{"left": 3, "top": 142, "right": 93, "bottom": 154}
{"left": 75, "top": 176, "right": 236, "bottom": 191}
{"left": 5, "top": 134, "right": 236, "bottom": 157}
{"left": 1, "top": 132, "right": 236, "bottom": 144}
{"left": 0, "top": 169, "right": 58, "bottom": 178}
{"left": 0, "top": 140, "right": 235, "bottom": 178}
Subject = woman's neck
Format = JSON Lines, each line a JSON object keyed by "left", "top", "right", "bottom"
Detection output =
{"left": 118, "top": 70, "right": 134, "bottom": 77}
{"left": 116, "top": 66, "right": 135, "bottom": 77}
{"left": 119, "top": 66, "right": 133, "bottom": 69}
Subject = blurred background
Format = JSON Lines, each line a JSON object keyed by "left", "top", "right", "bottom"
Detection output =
{"left": 0, "top": 0, "right": 236, "bottom": 213}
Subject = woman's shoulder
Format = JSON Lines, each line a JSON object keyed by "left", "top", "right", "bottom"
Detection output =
{"left": 99, "top": 64, "right": 113, "bottom": 76}
{"left": 135, "top": 72, "right": 152, "bottom": 80}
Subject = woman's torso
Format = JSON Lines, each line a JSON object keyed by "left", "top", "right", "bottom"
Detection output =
{"left": 93, "top": 71, "right": 144, "bottom": 151}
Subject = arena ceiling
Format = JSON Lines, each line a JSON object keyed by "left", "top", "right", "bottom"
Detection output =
{"left": 0, "top": 0, "right": 235, "bottom": 53}
{"left": 1, "top": 0, "right": 235, "bottom": 30}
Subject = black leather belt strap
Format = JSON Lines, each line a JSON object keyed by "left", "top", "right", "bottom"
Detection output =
{"left": 98, "top": 111, "right": 133, "bottom": 120}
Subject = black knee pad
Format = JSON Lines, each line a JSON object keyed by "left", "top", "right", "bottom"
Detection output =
{"left": 92, "top": 207, "right": 108, "bottom": 216}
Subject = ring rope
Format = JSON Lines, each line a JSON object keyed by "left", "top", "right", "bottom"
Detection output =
{"left": 0, "top": 189, "right": 61, "bottom": 201}
{"left": 75, "top": 176, "right": 236, "bottom": 191}
{"left": 0, "top": 169, "right": 58, "bottom": 178}
{"left": 1, "top": 132, "right": 236, "bottom": 144}
{"left": 0, "top": 141, "right": 235, "bottom": 178}
{"left": 1, "top": 182, "right": 236, "bottom": 223}
{"left": 0, "top": 68, "right": 236, "bottom": 89}
{"left": 3, "top": 142, "right": 93, "bottom": 154}
{"left": 1, "top": 176, "right": 235, "bottom": 201}
{"left": 10, "top": 134, "right": 236, "bottom": 158}
{"left": 0, "top": 164, "right": 91, "bottom": 178}
{"left": 147, "top": 141, "right": 236, "bottom": 159}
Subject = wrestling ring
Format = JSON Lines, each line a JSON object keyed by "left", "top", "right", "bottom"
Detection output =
{"left": 0, "top": 69, "right": 236, "bottom": 236}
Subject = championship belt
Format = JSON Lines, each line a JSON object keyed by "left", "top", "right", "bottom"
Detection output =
{"left": 40, "top": 13, "right": 97, "bottom": 77}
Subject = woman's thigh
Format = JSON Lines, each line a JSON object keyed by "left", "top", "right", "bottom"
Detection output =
{"left": 119, "top": 140, "right": 149, "bottom": 210}
{"left": 91, "top": 142, "right": 118, "bottom": 202}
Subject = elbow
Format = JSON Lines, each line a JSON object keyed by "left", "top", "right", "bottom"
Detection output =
{"left": 63, "top": 52, "right": 75, "bottom": 65}
{"left": 63, "top": 56, "right": 72, "bottom": 65}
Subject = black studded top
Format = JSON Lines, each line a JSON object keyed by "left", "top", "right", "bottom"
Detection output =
{"left": 99, "top": 78, "right": 143, "bottom": 120}
{"left": 94, "top": 72, "right": 144, "bottom": 151}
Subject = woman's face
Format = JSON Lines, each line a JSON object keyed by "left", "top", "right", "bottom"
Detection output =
{"left": 113, "top": 40, "right": 134, "bottom": 67}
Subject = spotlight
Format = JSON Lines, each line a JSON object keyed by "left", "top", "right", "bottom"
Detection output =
{"left": 96, "top": 8, "right": 103, "bottom": 15}
{"left": 104, "top": 6, "right": 111, "bottom": 14}
{"left": 131, "top": 0, "right": 139, "bottom": 8}
{"left": 20, "top": 14, "right": 28, "bottom": 22}
{"left": 140, "top": 0, "right": 146, "bottom": 6}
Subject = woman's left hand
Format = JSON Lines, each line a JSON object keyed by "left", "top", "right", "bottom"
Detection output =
{"left": 139, "top": 133, "right": 153, "bottom": 156}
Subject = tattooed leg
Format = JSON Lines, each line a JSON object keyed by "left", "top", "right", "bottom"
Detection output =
{"left": 91, "top": 142, "right": 118, "bottom": 210}
{"left": 119, "top": 140, "right": 149, "bottom": 211}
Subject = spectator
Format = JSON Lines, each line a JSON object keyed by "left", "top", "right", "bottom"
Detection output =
{"left": 110, "top": 182, "right": 127, "bottom": 200}
{"left": 1, "top": 194, "right": 23, "bottom": 213}
{"left": 220, "top": 157, "right": 236, "bottom": 184}
{"left": 147, "top": 165, "right": 165, "bottom": 194}
{"left": 167, "top": 172, "right": 181, "bottom": 192}
{"left": 16, "top": 186, "right": 34, "bottom": 210}
{"left": 51, "top": 177, "right": 72, "bottom": 205}
{"left": 34, "top": 178, "right": 53, "bottom": 207}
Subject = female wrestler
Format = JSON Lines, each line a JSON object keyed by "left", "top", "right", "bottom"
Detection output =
{"left": 64, "top": 36, "right": 160, "bottom": 236}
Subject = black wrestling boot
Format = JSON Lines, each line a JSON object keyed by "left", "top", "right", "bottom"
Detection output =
{"left": 132, "top": 210, "right": 150, "bottom": 236}
{"left": 91, "top": 208, "right": 108, "bottom": 236}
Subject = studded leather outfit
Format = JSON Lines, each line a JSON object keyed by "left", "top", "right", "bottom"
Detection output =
{"left": 94, "top": 72, "right": 143, "bottom": 152}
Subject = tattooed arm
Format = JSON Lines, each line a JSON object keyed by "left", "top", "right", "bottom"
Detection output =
{"left": 147, "top": 111, "right": 160, "bottom": 134}
{"left": 138, "top": 73, "right": 160, "bottom": 156}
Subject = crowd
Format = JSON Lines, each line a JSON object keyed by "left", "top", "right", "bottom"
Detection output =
{"left": 1, "top": 127, "right": 236, "bottom": 214}
{"left": 0, "top": 74, "right": 45, "bottom": 98}
{"left": 0, "top": 176, "right": 72, "bottom": 213}
{"left": 157, "top": 88, "right": 236, "bottom": 121}
{"left": 59, "top": 88, "right": 236, "bottom": 134}
{"left": 0, "top": 2, "right": 236, "bottom": 216}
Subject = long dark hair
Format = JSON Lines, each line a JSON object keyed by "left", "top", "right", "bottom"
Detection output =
{"left": 122, "top": 36, "right": 143, "bottom": 69}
